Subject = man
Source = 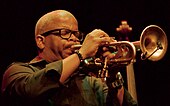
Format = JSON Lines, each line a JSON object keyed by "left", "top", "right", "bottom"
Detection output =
{"left": 1, "top": 10, "right": 137, "bottom": 106}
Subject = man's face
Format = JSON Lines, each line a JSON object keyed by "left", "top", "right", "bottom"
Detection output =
{"left": 41, "top": 14, "right": 81, "bottom": 60}
{"left": 44, "top": 31, "right": 80, "bottom": 59}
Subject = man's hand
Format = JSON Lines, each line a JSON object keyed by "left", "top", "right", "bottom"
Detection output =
{"left": 79, "top": 29, "right": 112, "bottom": 59}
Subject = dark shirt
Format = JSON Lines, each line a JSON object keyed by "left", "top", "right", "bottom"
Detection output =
{"left": 1, "top": 57, "right": 137, "bottom": 106}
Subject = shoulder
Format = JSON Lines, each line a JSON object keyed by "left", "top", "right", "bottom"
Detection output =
{"left": 3, "top": 62, "right": 33, "bottom": 78}
{"left": 1, "top": 62, "right": 32, "bottom": 93}
{"left": 6, "top": 62, "right": 30, "bottom": 71}
{"left": 10, "top": 61, "right": 29, "bottom": 67}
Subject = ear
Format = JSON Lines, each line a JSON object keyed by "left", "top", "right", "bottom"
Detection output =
{"left": 35, "top": 35, "right": 46, "bottom": 49}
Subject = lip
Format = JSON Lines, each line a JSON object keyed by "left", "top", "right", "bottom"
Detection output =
{"left": 64, "top": 43, "right": 80, "bottom": 55}
{"left": 64, "top": 47, "right": 74, "bottom": 55}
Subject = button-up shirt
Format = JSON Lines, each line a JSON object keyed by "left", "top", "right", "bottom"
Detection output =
{"left": 1, "top": 56, "right": 137, "bottom": 106}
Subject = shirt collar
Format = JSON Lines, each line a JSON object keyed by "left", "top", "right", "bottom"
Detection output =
{"left": 29, "top": 56, "right": 47, "bottom": 64}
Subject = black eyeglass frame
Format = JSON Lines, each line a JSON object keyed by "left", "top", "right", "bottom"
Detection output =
{"left": 41, "top": 28, "right": 84, "bottom": 42}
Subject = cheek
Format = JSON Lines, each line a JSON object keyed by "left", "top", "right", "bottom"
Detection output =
{"left": 60, "top": 41, "right": 72, "bottom": 58}
{"left": 52, "top": 39, "right": 67, "bottom": 56}
{"left": 45, "top": 37, "right": 63, "bottom": 52}
{"left": 52, "top": 40, "right": 64, "bottom": 52}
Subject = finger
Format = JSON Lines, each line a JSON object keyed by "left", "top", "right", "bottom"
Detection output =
{"left": 91, "top": 29, "right": 109, "bottom": 38}
{"left": 110, "top": 37, "right": 117, "bottom": 42}
{"left": 102, "top": 51, "right": 111, "bottom": 57}
{"left": 102, "top": 47, "right": 109, "bottom": 51}
{"left": 96, "top": 37, "right": 112, "bottom": 46}
{"left": 99, "top": 30, "right": 109, "bottom": 37}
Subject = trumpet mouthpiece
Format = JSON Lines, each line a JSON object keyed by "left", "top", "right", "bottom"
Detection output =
{"left": 71, "top": 45, "right": 82, "bottom": 52}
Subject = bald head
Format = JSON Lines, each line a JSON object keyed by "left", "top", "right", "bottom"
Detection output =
{"left": 35, "top": 10, "right": 78, "bottom": 36}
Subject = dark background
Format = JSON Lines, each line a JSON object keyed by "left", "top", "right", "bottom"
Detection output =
{"left": 0, "top": 0, "right": 170, "bottom": 106}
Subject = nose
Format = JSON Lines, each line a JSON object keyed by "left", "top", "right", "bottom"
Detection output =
{"left": 68, "top": 33, "right": 80, "bottom": 42}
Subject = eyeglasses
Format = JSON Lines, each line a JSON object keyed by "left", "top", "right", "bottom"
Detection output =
{"left": 41, "top": 28, "right": 84, "bottom": 42}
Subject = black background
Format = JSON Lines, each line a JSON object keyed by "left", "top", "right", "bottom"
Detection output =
{"left": 0, "top": 0, "right": 170, "bottom": 106}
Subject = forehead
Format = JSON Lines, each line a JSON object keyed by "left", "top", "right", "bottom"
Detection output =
{"left": 53, "top": 15, "right": 78, "bottom": 30}
{"left": 35, "top": 10, "right": 78, "bottom": 36}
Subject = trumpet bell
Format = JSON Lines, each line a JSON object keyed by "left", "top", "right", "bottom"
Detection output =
{"left": 140, "top": 25, "right": 168, "bottom": 61}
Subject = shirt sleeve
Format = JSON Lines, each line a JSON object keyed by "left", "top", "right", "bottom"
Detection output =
{"left": 1, "top": 60, "right": 63, "bottom": 99}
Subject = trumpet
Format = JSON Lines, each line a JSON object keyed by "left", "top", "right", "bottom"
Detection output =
{"left": 74, "top": 25, "right": 167, "bottom": 63}
{"left": 72, "top": 41, "right": 136, "bottom": 66}
{"left": 72, "top": 25, "right": 168, "bottom": 78}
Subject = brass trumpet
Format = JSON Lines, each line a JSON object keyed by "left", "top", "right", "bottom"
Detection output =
{"left": 72, "top": 41, "right": 136, "bottom": 67}
{"left": 72, "top": 25, "right": 168, "bottom": 65}
{"left": 72, "top": 25, "right": 168, "bottom": 79}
